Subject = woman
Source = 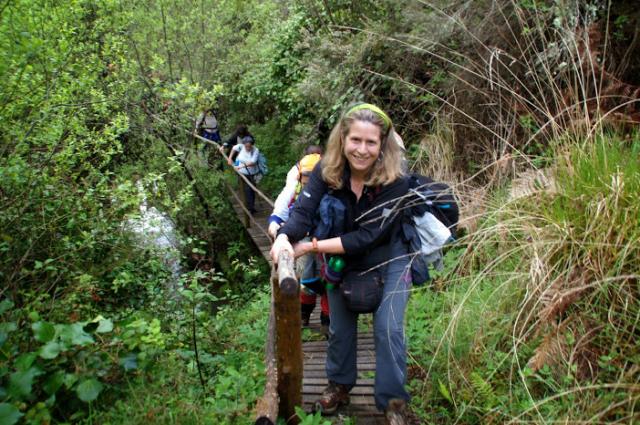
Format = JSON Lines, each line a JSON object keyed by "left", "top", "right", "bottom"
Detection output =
{"left": 195, "top": 108, "right": 221, "bottom": 142}
{"left": 229, "top": 135, "right": 259, "bottom": 214}
{"left": 270, "top": 103, "right": 411, "bottom": 420}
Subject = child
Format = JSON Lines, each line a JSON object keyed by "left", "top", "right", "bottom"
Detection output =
{"left": 268, "top": 146, "right": 329, "bottom": 333}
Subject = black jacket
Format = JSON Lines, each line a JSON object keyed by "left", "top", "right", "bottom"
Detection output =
{"left": 278, "top": 163, "right": 409, "bottom": 269}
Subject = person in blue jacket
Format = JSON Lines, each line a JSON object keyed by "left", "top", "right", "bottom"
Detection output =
{"left": 270, "top": 103, "right": 411, "bottom": 421}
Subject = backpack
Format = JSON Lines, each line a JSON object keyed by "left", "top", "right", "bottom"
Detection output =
{"left": 254, "top": 151, "right": 268, "bottom": 183}
{"left": 402, "top": 174, "right": 459, "bottom": 284}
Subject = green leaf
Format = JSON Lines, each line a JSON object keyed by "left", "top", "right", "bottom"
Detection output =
{"left": 43, "top": 371, "right": 65, "bottom": 395}
{"left": 39, "top": 341, "right": 62, "bottom": 359}
{"left": 0, "top": 299, "right": 13, "bottom": 315}
{"left": 438, "top": 379, "right": 453, "bottom": 404}
{"left": 0, "top": 403, "right": 23, "bottom": 425}
{"left": 0, "top": 322, "right": 17, "bottom": 334}
{"left": 119, "top": 353, "right": 137, "bottom": 371}
{"left": 76, "top": 378, "right": 103, "bottom": 402}
{"left": 9, "top": 367, "right": 42, "bottom": 398}
{"left": 96, "top": 318, "right": 113, "bottom": 333}
{"left": 14, "top": 353, "right": 37, "bottom": 372}
{"left": 63, "top": 373, "right": 78, "bottom": 389}
{"left": 59, "top": 323, "right": 93, "bottom": 346}
{"left": 32, "top": 321, "right": 56, "bottom": 343}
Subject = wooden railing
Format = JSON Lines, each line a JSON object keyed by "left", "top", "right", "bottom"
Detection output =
{"left": 255, "top": 251, "right": 303, "bottom": 424}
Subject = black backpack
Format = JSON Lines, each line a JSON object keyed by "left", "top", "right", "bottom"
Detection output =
{"left": 402, "top": 174, "right": 459, "bottom": 284}
{"left": 405, "top": 174, "right": 458, "bottom": 236}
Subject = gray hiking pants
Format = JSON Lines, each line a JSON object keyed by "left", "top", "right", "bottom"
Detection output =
{"left": 326, "top": 242, "right": 411, "bottom": 411}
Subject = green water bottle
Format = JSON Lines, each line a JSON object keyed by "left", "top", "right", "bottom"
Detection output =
{"left": 325, "top": 256, "right": 345, "bottom": 291}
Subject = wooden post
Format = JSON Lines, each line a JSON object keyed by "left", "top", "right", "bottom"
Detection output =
{"left": 275, "top": 251, "right": 302, "bottom": 424}
{"left": 238, "top": 176, "right": 250, "bottom": 227}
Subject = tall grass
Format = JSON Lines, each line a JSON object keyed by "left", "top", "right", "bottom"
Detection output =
{"left": 407, "top": 134, "right": 640, "bottom": 423}
{"left": 395, "top": 1, "right": 640, "bottom": 422}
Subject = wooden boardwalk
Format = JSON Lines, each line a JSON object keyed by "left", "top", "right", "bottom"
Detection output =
{"left": 227, "top": 184, "right": 272, "bottom": 263}
{"left": 228, "top": 181, "right": 384, "bottom": 423}
{"left": 303, "top": 309, "right": 384, "bottom": 423}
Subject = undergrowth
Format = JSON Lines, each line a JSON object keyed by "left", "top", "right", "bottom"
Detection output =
{"left": 94, "top": 285, "right": 271, "bottom": 425}
{"left": 407, "top": 133, "right": 640, "bottom": 423}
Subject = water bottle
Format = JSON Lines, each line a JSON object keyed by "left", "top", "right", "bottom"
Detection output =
{"left": 324, "top": 256, "right": 345, "bottom": 291}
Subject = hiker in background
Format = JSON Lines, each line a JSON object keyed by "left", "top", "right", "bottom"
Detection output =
{"left": 195, "top": 108, "right": 221, "bottom": 147}
{"left": 267, "top": 145, "right": 323, "bottom": 238}
{"left": 270, "top": 103, "right": 412, "bottom": 422}
{"left": 230, "top": 135, "right": 259, "bottom": 215}
{"left": 267, "top": 146, "right": 329, "bottom": 334}
{"left": 218, "top": 124, "right": 249, "bottom": 170}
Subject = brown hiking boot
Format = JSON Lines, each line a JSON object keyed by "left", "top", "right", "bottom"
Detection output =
{"left": 314, "top": 382, "right": 350, "bottom": 415}
{"left": 385, "top": 398, "right": 408, "bottom": 425}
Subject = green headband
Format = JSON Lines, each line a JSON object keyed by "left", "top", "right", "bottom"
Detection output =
{"left": 346, "top": 103, "right": 392, "bottom": 131}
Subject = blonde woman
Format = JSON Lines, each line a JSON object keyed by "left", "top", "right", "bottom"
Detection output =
{"left": 270, "top": 103, "right": 411, "bottom": 420}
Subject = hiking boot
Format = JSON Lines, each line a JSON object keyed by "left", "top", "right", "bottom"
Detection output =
{"left": 385, "top": 399, "right": 408, "bottom": 425}
{"left": 314, "top": 381, "right": 350, "bottom": 415}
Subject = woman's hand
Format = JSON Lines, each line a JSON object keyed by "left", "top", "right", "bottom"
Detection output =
{"left": 292, "top": 241, "right": 312, "bottom": 258}
{"left": 270, "top": 234, "right": 294, "bottom": 263}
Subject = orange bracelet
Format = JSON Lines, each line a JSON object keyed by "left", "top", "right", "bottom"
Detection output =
{"left": 311, "top": 237, "right": 319, "bottom": 252}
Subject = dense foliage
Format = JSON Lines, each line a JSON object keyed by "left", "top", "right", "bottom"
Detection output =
{"left": 1, "top": 0, "right": 638, "bottom": 423}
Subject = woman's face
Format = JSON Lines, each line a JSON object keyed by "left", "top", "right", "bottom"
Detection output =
{"left": 244, "top": 142, "right": 254, "bottom": 152}
{"left": 343, "top": 120, "right": 382, "bottom": 174}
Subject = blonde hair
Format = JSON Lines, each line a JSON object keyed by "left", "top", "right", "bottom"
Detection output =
{"left": 322, "top": 106, "right": 404, "bottom": 189}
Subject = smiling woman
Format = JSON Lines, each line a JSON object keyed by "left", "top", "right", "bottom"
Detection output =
{"left": 343, "top": 120, "right": 381, "bottom": 180}
{"left": 270, "top": 103, "right": 412, "bottom": 421}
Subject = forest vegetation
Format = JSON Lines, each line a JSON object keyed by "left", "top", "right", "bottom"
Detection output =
{"left": 0, "top": 0, "right": 638, "bottom": 424}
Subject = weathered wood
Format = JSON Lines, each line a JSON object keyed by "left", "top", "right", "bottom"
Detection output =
{"left": 238, "top": 177, "right": 250, "bottom": 227}
{"left": 254, "top": 277, "right": 279, "bottom": 425}
{"left": 304, "top": 362, "right": 376, "bottom": 371}
{"left": 275, "top": 253, "right": 302, "bottom": 424}
{"left": 277, "top": 250, "right": 298, "bottom": 296}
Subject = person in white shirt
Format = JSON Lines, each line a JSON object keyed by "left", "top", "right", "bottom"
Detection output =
{"left": 228, "top": 136, "right": 259, "bottom": 214}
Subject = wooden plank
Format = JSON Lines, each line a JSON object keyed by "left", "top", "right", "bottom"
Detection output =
{"left": 304, "top": 362, "right": 375, "bottom": 371}
{"left": 303, "top": 378, "right": 375, "bottom": 386}
{"left": 303, "top": 344, "right": 375, "bottom": 353}
{"left": 304, "top": 358, "right": 375, "bottom": 366}
{"left": 303, "top": 337, "right": 374, "bottom": 348}
{"left": 302, "top": 394, "right": 379, "bottom": 408}
{"left": 303, "top": 385, "right": 374, "bottom": 395}
{"left": 303, "top": 369, "right": 376, "bottom": 379}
